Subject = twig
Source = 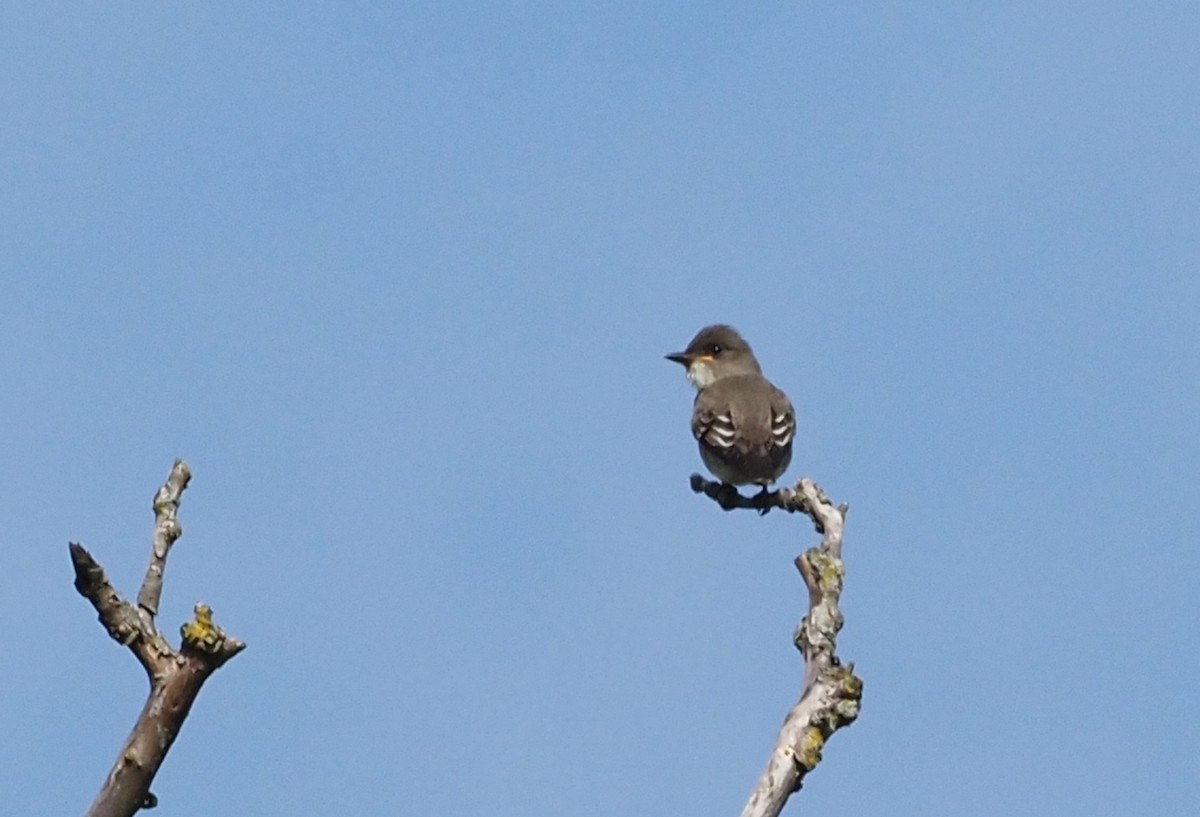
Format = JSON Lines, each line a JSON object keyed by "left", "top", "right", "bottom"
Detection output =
{"left": 136, "top": 460, "right": 191, "bottom": 617}
{"left": 71, "top": 460, "right": 244, "bottom": 817}
{"left": 691, "top": 476, "right": 862, "bottom": 817}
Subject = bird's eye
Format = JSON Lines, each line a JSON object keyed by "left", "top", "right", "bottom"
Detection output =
{"left": 710, "top": 344, "right": 722, "bottom": 355}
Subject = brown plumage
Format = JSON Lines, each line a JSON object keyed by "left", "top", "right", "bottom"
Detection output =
{"left": 666, "top": 325, "right": 795, "bottom": 486}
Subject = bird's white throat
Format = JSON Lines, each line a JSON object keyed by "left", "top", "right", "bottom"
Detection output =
{"left": 686, "top": 361, "right": 717, "bottom": 390}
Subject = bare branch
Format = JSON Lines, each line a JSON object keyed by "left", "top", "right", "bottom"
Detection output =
{"left": 702, "top": 477, "right": 863, "bottom": 817}
{"left": 69, "top": 544, "right": 170, "bottom": 678}
{"left": 136, "top": 459, "right": 191, "bottom": 617}
{"left": 71, "top": 461, "right": 243, "bottom": 817}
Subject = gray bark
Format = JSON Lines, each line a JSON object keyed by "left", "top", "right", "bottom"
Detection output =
{"left": 690, "top": 474, "right": 862, "bottom": 816}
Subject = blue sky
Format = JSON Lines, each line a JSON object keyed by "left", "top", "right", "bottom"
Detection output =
{"left": 2, "top": 3, "right": 1197, "bottom": 815}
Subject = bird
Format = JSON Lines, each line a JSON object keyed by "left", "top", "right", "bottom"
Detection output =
{"left": 665, "top": 324, "right": 795, "bottom": 494}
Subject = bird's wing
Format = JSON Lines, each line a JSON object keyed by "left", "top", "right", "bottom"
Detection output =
{"left": 692, "top": 387, "right": 740, "bottom": 451}
{"left": 692, "top": 377, "right": 794, "bottom": 484}
{"left": 694, "top": 379, "right": 793, "bottom": 450}
{"left": 768, "top": 386, "right": 795, "bottom": 452}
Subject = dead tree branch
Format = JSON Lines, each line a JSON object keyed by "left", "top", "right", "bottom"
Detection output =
{"left": 70, "top": 460, "right": 244, "bottom": 817}
{"left": 692, "top": 475, "right": 862, "bottom": 816}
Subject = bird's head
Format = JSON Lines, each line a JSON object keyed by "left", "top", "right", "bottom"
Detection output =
{"left": 665, "top": 324, "right": 762, "bottom": 389}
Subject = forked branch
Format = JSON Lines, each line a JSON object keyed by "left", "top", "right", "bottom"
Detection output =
{"left": 70, "top": 460, "right": 244, "bottom": 817}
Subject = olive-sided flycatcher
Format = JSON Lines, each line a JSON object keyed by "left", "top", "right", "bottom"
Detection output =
{"left": 666, "top": 324, "right": 795, "bottom": 489}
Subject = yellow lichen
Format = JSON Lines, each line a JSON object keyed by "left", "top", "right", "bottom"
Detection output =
{"left": 840, "top": 671, "right": 864, "bottom": 698}
{"left": 805, "top": 550, "right": 845, "bottom": 590}
{"left": 180, "top": 602, "right": 223, "bottom": 651}
{"left": 797, "top": 727, "right": 825, "bottom": 769}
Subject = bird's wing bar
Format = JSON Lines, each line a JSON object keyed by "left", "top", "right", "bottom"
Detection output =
{"left": 771, "top": 404, "right": 795, "bottom": 449}
{"left": 693, "top": 405, "right": 738, "bottom": 449}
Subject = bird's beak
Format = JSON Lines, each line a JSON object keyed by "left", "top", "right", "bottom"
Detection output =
{"left": 667, "top": 352, "right": 717, "bottom": 366}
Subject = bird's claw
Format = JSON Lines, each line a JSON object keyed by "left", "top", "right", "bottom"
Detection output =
{"left": 753, "top": 485, "right": 774, "bottom": 515}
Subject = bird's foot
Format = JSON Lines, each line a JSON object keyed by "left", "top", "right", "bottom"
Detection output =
{"left": 716, "top": 482, "right": 741, "bottom": 511}
{"left": 689, "top": 474, "right": 787, "bottom": 515}
{"left": 751, "top": 485, "right": 774, "bottom": 516}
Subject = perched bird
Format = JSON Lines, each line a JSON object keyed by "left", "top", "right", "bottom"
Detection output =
{"left": 666, "top": 325, "right": 795, "bottom": 492}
